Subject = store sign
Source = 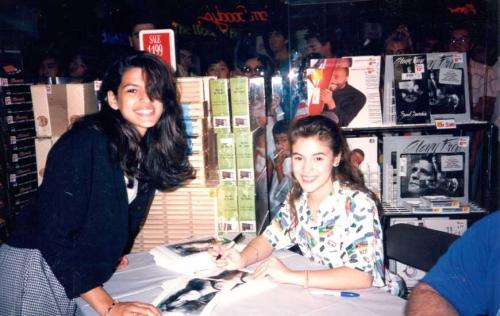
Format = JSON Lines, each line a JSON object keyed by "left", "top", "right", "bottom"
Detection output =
{"left": 139, "top": 29, "right": 177, "bottom": 71}
{"left": 448, "top": 3, "right": 477, "bottom": 15}
{"left": 197, "top": 5, "right": 269, "bottom": 33}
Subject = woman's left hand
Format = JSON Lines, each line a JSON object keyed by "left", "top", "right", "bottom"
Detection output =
{"left": 251, "top": 256, "right": 291, "bottom": 283}
{"left": 116, "top": 255, "right": 129, "bottom": 271}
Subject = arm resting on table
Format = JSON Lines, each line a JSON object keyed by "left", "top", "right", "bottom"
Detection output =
{"left": 405, "top": 282, "right": 458, "bottom": 316}
{"left": 80, "top": 286, "right": 114, "bottom": 316}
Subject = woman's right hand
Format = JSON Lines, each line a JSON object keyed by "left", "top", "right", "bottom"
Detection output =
{"left": 209, "top": 243, "right": 245, "bottom": 271}
{"left": 108, "top": 301, "right": 161, "bottom": 316}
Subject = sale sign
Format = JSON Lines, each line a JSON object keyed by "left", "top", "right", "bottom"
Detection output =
{"left": 139, "top": 29, "right": 177, "bottom": 71}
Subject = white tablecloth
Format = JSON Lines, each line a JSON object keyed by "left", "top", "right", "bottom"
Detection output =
{"left": 76, "top": 250, "right": 406, "bottom": 316}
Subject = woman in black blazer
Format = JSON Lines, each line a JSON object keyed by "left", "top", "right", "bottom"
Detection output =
{"left": 0, "top": 52, "right": 194, "bottom": 316}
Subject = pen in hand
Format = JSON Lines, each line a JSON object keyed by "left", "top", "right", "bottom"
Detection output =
{"left": 215, "top": 232, "right": 245, "bottom": 260}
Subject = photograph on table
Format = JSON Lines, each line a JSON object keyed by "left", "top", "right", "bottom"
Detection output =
{"left": 153, "top": 270, "right": 250, "bottom": 316}
{"left": 382, "top": 134, "right": 469, "bottom": 207}
{"left": 305, "top": 56, "right": 382, "bottom": 127}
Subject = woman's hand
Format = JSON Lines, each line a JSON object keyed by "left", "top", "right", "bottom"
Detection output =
{"left": 108, "top": 301, "right": 161, "bottom": 316}
{"left": 116, "top": 256, "right": 129, "bottom": 271}
{"left": 209, "top": 243, "right": 245, "bottom": 271}
{"left": 251, "top": 256, "right": 291, "bottom": 283}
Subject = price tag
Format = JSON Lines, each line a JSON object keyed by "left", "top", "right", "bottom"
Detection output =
{"left": 435, "top": 119, "right": 456, "bottom": 129}
{"left": 139, "top": 29, "right": 176, "bottom": 71}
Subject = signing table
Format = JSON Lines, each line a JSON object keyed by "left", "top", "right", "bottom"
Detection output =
{"left": 76, "top": 250, "right": 406, "bottom": 316}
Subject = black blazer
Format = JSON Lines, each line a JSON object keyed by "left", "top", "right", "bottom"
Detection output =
{"left": 8, "top": 123, "right": 156, "bottom": 298}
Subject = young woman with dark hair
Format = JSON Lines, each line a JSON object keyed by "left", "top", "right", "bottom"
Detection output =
{"left": 211, "top": 115, "right": 387, "bottom": 291}
{"left": 0, "top": 52, "right": 194, "bottom": 316}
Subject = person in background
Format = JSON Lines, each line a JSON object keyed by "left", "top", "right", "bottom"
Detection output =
{"left": 405, "top": 211, "right": 500, "bottom": 316}
{"left": 202, "top": 49, "right": 232, "bottom": 79}
{"left": 268, "top": 119, "right": 292, "bottom": 218}
{"left": 267, "top": 24, "right": 290, "bottom": 74}
{"left": 176, "top": 44, "right": 198, "bottom": 77}
{"left": 67, "top": 48, "right": 99, "bottom": 82}
{"left": 128, "top": 14, "right": 156, "bottom": 51}
{"left": 238, "top": 52, "right": 275, "bottom": 79}
{"left": 0, "top": 52, "right": 194, "bottom": 316}
{"left": 304, "top": 29, "right": 336, "bottom": 58}
{"left": 384, "top": 25, "right": 413, "bottom": 55}
{"left": 266, "top": 24, "right": 294, "bottom": 120}
{"left": 447, "top": 24, "right": 498, "bottom": 201}
{"left": 37, "top": 51, "right": 63, "bottom": 81}
{"left": 349, "top": 148, "right": 365, "bottom": 168}
{"left": 447, "top": 25, "right": 497, "bottom": 121}
{"left": 211, "top": 115, "right": 386, "bottom": 291}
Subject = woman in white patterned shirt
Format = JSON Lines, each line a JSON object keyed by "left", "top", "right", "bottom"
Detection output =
{"left": 211, "top": 115, "right": 386, "bottom": 290}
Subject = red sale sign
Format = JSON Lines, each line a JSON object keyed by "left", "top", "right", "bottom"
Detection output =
{"left": 139, "top": 29, "right": 177, "bottom": 71}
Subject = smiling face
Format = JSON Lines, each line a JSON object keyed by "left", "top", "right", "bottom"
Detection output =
{"left": 328, "top": 67, "right": 348, "bottom": 91}
{"left": 291, "top": 136, "right": 339, "bottom": 203}
{"left": 107, "top": 67, "right": 164, "bottom": 137}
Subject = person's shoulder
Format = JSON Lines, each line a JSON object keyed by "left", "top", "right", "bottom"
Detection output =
{"left": 51, "top": 120, "right": 108, "bottom": 154}
{"left": 337, "top": 181, "right": 375, "bottom": 205}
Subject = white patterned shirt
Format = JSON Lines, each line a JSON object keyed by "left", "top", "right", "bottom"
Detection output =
{"left": 263, "top": 180, "right": 385, "bottom": 287}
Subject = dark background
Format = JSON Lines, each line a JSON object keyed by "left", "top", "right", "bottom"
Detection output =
{"left": 0, "top": 0, "right": 498, "bottom": 77}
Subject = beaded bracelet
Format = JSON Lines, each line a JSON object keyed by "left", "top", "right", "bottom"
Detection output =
{"left": 104, "top": 300, "right": 119, "bottom": 316}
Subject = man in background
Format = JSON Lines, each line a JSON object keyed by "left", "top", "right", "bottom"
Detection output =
{"left": 128, "top": 15, "right": 156, "bottom": 51}
{"left": 447, "top": 24, "right": 498, "bottom": 202}
{"left": 305, "top": 29, "right": 336, "bottom": 58}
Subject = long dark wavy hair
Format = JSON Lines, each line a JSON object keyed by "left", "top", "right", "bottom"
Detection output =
{"left": 74, "top": 52, "right": 194, "bottom": 190}
{"left": 287, "top": 115, "right": 382, "bottom": 229}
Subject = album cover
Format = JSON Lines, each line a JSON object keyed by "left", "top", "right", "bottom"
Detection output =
{"left": 306, "top": 56, "right": 382, "bottom": 127}
{"left": 383, "top": 135, "right": 469, "bottom": 207}
{"left": 427, "top": 52, "right": 470, "bottom": 122}
{"left": 393, "top": 54, "right": 430, "bottom": 124}
{"left": 345, "top": 136, "right": 380, "bottom": 197}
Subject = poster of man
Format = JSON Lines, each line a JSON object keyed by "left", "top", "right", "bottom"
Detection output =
{"left": 306, "top": 56, "right": 382, "bottom": 127}
{"left": 400, "top": 153, "right": 464, "bottom": 198}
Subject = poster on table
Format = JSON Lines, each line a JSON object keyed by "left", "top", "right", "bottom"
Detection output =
{"left": 305, "top": 56, "right": 382, "bottom": 128}
{"left": 382, "top": 134, "right": 469, "bottom": 207}
{"left": 139, "top": 29, "right": 177, "bottom": 71}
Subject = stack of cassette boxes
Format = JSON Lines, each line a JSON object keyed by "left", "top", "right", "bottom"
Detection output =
{"left": 131, "top": 77, "right": 219, "bottom": 252}
{"left": 0, "top": 82, "right": 37, "bottom": 222}
{"left": 30, "top": 83, "right": 99, "bottom": 185}
{"left": 211, "top": 77, "right": 268, "bottom": 235}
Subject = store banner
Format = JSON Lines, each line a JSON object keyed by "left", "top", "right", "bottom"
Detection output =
{"left": 139, "top": 29, "right": 177, "bottom": 71}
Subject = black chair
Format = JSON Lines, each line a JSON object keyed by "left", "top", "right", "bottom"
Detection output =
{"left": 385, "top": 223, "right": 460, "bottom": 272}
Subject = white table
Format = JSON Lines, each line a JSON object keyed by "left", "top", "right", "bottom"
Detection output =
{"left": 76, "top": 250, "right": 406, "bottom": 316}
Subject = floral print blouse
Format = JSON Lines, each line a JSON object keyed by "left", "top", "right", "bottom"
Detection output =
{"left": 263, "top": 180, "right": 385, "bottom": 287}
